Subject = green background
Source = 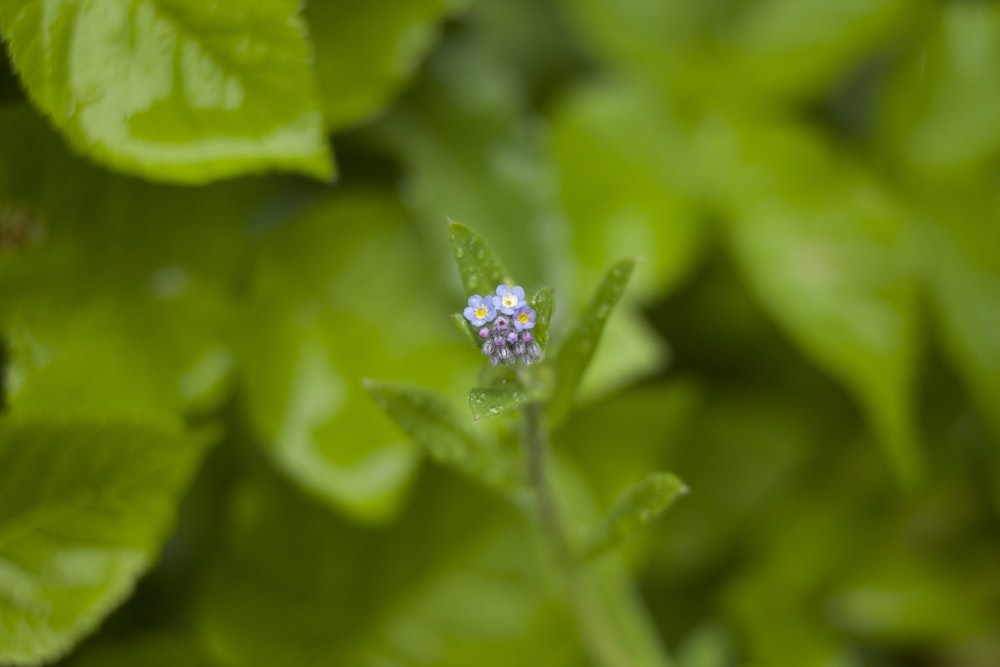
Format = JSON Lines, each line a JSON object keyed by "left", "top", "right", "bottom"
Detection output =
{"left": 1, "top": 0, "right": 999, "bottom": 665}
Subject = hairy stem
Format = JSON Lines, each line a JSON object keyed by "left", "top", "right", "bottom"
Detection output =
{"left": 523, "top": 402, "right": 629, "bottom": 667}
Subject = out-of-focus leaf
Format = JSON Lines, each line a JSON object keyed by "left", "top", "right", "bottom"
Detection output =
{"left": 305, "top": 0, "right": 464, "bottom": 130}
{"left": 237, "top": 192, "right": 475, "bottom": 522}
{"left": 676, "top": 625, "right": 735, "bottom": 667}
{"left": 917, "top": 198, "right": 1000, "bottom": 442}
{"left": 0, "top": 0, "right": 332, "bottom": 183}
{"left": 70, "top": 634, "right": 220, "bottom": 667}
{"left": 468, "top": 384, "right": 531, "bottom": 421}
{"left": 548, "top": 259, "right": 636, "bottom": 426}
{"left": 644, "top": 388, "right": 835, "bottom": 582}
{"left": 552, "top": 77, "right": 702, "bottom": 301}
{"left": 714, "top": 118, "right": 921, "bottom": 485}
{"left": 880, "top": 3, "right": 1000, "bottom": 177}
{"left": 581, "top": 472, "right": 687, "bottom": 561}
{"left": 559, "top": 382, "right": 699, "bottom": 512}
{"left": 0, "top": 109, "right": 261, "bottom": 420}
{"left": 829, "top": 552, "right": 991, "bottom": 644}
{"left": 0, "top": 419, "right": 210, "bottom": 665}
{"left": 198, "top": 466, "right": 574, "bottom": 667}
{"left": 366, "top": 380, "right": 516, "bottom": 490}
{"left": 561, "top": 0, "right": 908, "bottom": 100}
{"left": 552, "top": 459, "right": 672, "bottom": 667}
{"left": 368, "top": 17, "right": 570, "bottom": 294}
{"left": 450, "top": 312, "right": 480, "bottom": 349}
{"left": 449, "top": 221, "right": 511, "bottom": 298}
{"left": 528, "top": 287, "right": 555, "bottom": 348}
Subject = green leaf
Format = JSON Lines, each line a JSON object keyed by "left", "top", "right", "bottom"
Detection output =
{"left": 0, "top": 109, "right": 262, "bottom": 420}
{"left": 581, "top": 472, "right": 687, "bottom": 561}
{"left": 551, "top": 77, "right": 703, "bottom": 301}
{"left": 715, "top": 118, "right": 922, "bottom": 485}
{"left": 562, "top": 0, "right": 908, "bottom": 100}
{"left": 449, "top": 220, "right": 511, "bottom": 298}
{"left": 451, "top": 312, "right": 481, "bottom": 349}
{"left": 548, "top": 259, "right": 637, "bottom": 425}
{"left": 918, "top": 198, "right": 1000, "bottom": 441}
{"left": 528, "top": 287, "right": 555, "bottom": 348}
{"left": 70, "top": 634, "right": 220, "bottom": 667}
{"left": 0, "top": 419, "right": 210, "bottom": 665}
{"left": 0, "top": 0, "right": 332, "bottom": 183}
{"left": 369, "top": 23, "right": 570, "bottom": 292}
{"left": 236, "top": 191, "right": 475, "bottom": 522}
{"left": 468, "top": 384, "right": 532, "bottom": 421}
{"left": 198, "top": 466, "right": 575, "bottom": 667}
{"left": 305, "top": 0, "right": 464, "bottom": 130}
{"left": 367, "top": 380, "right": 516, "bottom": 491}
{"left": 879, "top": 3, "right": 1000, "bottom": 177}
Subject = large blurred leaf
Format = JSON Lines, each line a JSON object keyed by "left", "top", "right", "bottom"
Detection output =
{"left": 237, "top": 191, "right": 475, "bottom": 521}
{"left": 713, "top": 118, "right": 921, "bottom": 484}
{"left": 879, "top": 2, "right": 1000, "bottom": 178}
{"left": 305, "top": 0, "right": 463, "bottom": 130}
{"left": 368, "top": 3, "right": 570, "bottom": 295}
{"left": 0, "top": 419, "right": 210, "bottom": 665}
{"left": 69, "top": 634, "right": 220, "bottom": 667}
{"left": 551, "top": 77, "right": 703, "bottom": 302}
{"left": 0, "top": 0, "right": 332, "bottom": 183}
{"left": 0, "top": 109, "right": 264, "bottom": 420}
{"left": 561, "top": 0, "right": 908, "bottom": 100}
{"left": 917, "top": 196, "right": 1000, "bottom": 441}
{"left": 198, "top": 466, "right": 574, "bottom": 667}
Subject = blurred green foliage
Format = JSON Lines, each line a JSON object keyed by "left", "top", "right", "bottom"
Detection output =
{"left": 1, "top": 0, "right": 999, "bottom": 666}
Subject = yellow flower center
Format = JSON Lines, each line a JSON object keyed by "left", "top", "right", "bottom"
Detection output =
{"left": 518, "top": 312, "right": 530, "bottom": 323}
{"left": 502, "top": 294, "right": 518, "bottom": 308}
{"left": 475, "top": 306, "right": 489, "bottom": 319}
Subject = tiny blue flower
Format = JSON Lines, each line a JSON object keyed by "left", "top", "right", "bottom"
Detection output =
{"left": 492, "top": 284, "right": 526, "bottom": 315}
{"left": 463, "top": 295, "right": 496, "bottom": 326}
{"left": 513, "top": 305, "right": 536, "bottom": 331}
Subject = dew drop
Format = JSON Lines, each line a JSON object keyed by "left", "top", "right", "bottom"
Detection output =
{"left": 596, "top": 303, "right": 610, "bottom": 318}
{"left": 476, "top": 249, "right": 486, "bottom": 259}
{"left": 456, "top": 247, "right": 465, "bottom": 258}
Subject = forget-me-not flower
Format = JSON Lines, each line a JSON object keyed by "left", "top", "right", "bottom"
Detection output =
{"left": 492, "top": 284, "right": 526, "bottom": 315}
{"left": 513, "top": 306, "right": 536, "bottom": 331}
{"left": 463, "top": 295, "right": 496, "bottom": 326}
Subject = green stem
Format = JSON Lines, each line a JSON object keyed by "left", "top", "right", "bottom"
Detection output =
{"left": 523, "top": 402, "right": 630, "bottom": 667}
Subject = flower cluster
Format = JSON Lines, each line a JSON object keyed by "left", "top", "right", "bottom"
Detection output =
{"left": 463, "top": 284, "right": 542, "bottom": 366}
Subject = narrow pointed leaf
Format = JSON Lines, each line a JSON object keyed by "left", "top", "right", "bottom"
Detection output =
{"left": 582, "top": 472, "right": 688, "bottom": 561}
{"left": 0, "top": 419, "right": 211, "bottom": 665}
{"left": 449, "top": 221, "right": 512, "bottom": 297}
{"left": 365, "top": 380, "right": 516, "bottom": 491}
{"left": 469, "top": 384, "right": 532, "bottom": 421}
{"left": 548, "top": 259, "right": 637, "bottom": 425}
{"left": 451, "top": 312, "right": 481, "bottom": 350}
{"left": 529, "top": 287, "right": 556, "bottom": 348}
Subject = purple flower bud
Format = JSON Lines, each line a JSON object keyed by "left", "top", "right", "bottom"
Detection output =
{"left": 494, "top": 316, "right": 509, "bottom": 332}
{"left": 506, "top": 332, "right": 518, "bottom": 344}
{"left": 493, "top": 335, "right": 505, "bottom": 347}
{"left": 497, "top": 346, "right": 512, "bottom": 364}
{"left": 482, "top": 339, "right": 495, "bottom": 356}
{"left": 479, "top": 327, "right": 490, "bottom": 338}
{"left": 522, "top": 332, "right": 534, "bottom": 343}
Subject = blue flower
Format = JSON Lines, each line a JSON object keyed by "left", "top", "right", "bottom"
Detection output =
{"left": 513, "top": 305, "right": 536, "bottom": 331}
{"left": 463, "top": 295, "right": 496, "bottom": 326}
{"left": 492, "top": 284, "right": 526, "bottom": 315}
